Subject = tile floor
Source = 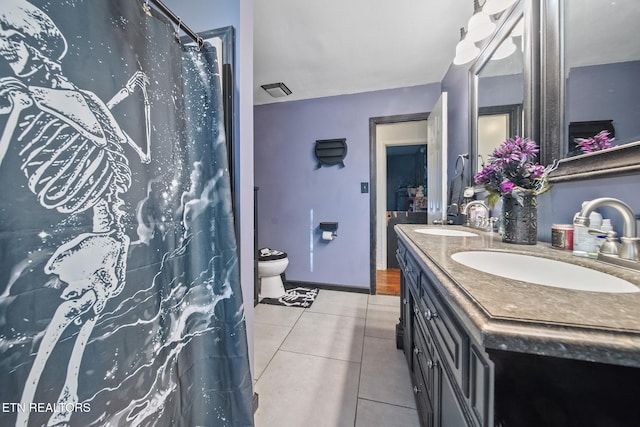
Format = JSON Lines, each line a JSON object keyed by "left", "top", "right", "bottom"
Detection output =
{"left": 253, "top": 290, "right": 421, "bottom": 427}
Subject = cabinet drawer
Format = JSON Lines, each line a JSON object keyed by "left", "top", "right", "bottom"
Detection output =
{"left": 419, "top": 271, "right": 467, "bottom": 388}
{"left": 412, "top": 336, "right": 435, "bottom": 427}
{"left": 413, "top": 320, "right": 437, "bottom": 399}
{"left": 404, "top": 248, "right": 422, "bottom": 297}
{"left": 396, "top": 239, "right": 407, "bottom": 266}
{"left": 396, "top": 239, "right": 408, "bottom": 268}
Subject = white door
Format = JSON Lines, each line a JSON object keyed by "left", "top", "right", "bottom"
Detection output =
{"left": 427, "top": 92, "right": 448, "bottom": 225}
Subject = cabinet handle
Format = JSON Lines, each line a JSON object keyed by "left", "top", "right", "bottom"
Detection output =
{"left": 427, "top": 359, "right": 439, "bottom": 369}
{"left": 413, "top": 386, "right": 421, "bottom": 394}
{"left": 413, "top": 347, "right": 421, "bottom": 355}
{"left": 425, "top": 308, "right": 438, "bottom": 320}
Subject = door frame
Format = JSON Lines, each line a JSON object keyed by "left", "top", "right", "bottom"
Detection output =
{"left": 368, "top": 112, "right": 428, "bottom": 294}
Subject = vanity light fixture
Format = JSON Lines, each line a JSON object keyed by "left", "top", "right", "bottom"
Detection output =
{"left": 511, "top": 18, "right": 524, "bottom": 37}
{"left": 482, "top": 0, "right": 517, "bottom": 16}
{"left": 453, "top": 27, "right": 480, "bottom": 65}
{"left": 466, "top": 0, "right": 496, "bottom": 42}
{"left": 491, "top": 36, "right": 517, "bottom": 60}
{"left": 261, "top": 82, "right": 292, "bottom": 98}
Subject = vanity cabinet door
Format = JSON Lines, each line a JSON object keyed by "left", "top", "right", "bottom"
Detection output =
{"left": 415, "top": 323, "right": 469, "bottom": 427}
{"left": 469, "top": 345, "right": 493, "bottom": 427}
{"left": 438, "top": 354, "right": 469, "bottom": 427}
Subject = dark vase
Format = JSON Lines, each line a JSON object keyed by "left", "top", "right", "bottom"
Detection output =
{"left": 502, "top": 191, "right": 537, "bottom": 244}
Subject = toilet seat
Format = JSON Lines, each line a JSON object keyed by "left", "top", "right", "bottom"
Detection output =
{"left": 258, "top": 248, "right": 287, "bottom": 261}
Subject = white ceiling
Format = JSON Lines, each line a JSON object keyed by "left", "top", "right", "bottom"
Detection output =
{"left": 253, "top": 0, "right": 475, "bottom": 105}
{"left": 253, "top": 1, "right": 640, "bottom": 105}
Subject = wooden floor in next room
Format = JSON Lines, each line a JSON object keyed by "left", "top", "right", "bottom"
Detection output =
{"left": 376, "top": 268, "right": 400, "bottom": 296}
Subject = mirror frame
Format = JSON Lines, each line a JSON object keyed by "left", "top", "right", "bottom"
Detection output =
{"left": 469, "top": 0, "right": 540, "bottom": 184}
{"left": 543, "top": 0, "right": 640, "bottom": 182}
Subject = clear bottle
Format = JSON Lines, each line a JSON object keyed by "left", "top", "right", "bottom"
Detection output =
{"left": 492, "top": 197, "right": 504, "bottom": 236}
{"left": 573, "top": 202, "right": 602, "bottom": 257}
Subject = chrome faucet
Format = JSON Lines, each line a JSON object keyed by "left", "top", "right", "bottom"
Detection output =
{"left": 574, "top": 197, "right": 640, "bottom": 270}
{"left": 462, "top": 200, "right": 491, "bottom": 231}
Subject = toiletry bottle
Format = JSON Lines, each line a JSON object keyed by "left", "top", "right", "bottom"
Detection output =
{"left": 573, "top": 202, "right": 602, "bottom": 257}
{"left": 492, "top": 197, "right": 504, "bottom": 236}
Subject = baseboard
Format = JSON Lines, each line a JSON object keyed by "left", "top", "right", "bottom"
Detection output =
{"left": 285, "top": 280, "right": 371, "bottom": 294}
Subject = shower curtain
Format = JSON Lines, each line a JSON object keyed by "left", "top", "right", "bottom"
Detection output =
{"left": 0, "top": 1, "right": 253, "bottom": 426}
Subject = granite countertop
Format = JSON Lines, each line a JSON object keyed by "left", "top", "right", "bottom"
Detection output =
{"left": 395, "top": 224, "right": 640, "bottom": 368}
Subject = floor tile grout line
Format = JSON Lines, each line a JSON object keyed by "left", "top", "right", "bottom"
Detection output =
{"left": 305, "top": 308, "right": 368, "bottom": 320}
{"left": 272, "top": 348, "right": 363, "bottom": 365}
{"left": 300, "top": 310, "right": 368, "bottom": 323}
{"left": 254, "top": 309, "right": 304, "bottom": 383}
{"left": 357, "top": 396, "right": 418, "bottom": 411}
{"left": 354, "top": 297, "right": 372, "bottom": 426}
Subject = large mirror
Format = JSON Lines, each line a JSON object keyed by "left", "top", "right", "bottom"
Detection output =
{"left": 545, "top": 0, "right": 640, "bottom": 181}
{"left": 470, "top": 0, "right": 539, "bottom": 179}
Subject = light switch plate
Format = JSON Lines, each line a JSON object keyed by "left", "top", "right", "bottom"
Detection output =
{"left": 361, "top": 182, "right": 369, "bottom": 193}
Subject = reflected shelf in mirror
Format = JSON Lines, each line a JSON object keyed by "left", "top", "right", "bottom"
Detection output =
{"left": 542, "top": 0, "right": 640, "bottom": 181}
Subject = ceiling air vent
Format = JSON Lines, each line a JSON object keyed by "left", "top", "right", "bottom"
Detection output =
{"left": 314, "top": 138, "right": 348, "bottom": 168}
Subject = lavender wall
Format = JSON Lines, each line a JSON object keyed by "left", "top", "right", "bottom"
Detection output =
{"left": 442, "top": 63, "right": 472, "bottom": 188}
{"left": 254, "top": 85, "right": 441, "bottom": 289}
{"left": 478, "top": 73, "right": 524, "bottom": 107}
{"left": 567, "top": 61, "right": 640, "bottom": 145}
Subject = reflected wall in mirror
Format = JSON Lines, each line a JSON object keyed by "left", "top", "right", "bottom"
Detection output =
{"left": 478, "top": 104, "right": 523, "bottom": 170}
{"left": 546, "top": 0, "right": 640, "bottom": 181}
{"left": 564, "top": 0, "right": 640, "bottom": 157}
{"left": 476, "top": 15, "right": 524, "bottom": 171}
{"left": 470, "top": 0, "right": 538, "bottom": 179}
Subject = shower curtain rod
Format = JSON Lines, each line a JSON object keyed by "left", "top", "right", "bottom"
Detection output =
{"left": 147, "top": 0, "right": 204, "bottom": 49}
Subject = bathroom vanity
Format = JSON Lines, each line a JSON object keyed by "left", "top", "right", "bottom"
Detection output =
{"left": 395, "top": 224, "right": 640, "bottom": 427}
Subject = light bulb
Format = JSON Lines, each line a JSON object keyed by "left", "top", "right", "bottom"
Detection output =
{"left": 453, "top": 28, "right": 480, "bottom": 65}
{"left": 466, "top": 0, "right": 496, "bottom": 42}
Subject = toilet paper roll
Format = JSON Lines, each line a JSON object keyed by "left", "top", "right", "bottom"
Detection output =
{"left": 321, "top": 231, "right": 334, "bottom": 241}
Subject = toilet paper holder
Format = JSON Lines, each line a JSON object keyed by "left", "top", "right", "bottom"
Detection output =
{"left": 320, "top": 222, "right": 338, "bottom": 237}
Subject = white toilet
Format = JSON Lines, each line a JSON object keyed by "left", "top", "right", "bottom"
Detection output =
{"left": 258, "top": 248, "right": 289, "bottom": 299}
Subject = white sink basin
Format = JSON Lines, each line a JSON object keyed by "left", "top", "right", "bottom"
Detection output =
{"left": 415, "top": 228, "right": 478, "bottom": 237}
{"left": 451, "top": 251, "right": 639, "bottom": 293}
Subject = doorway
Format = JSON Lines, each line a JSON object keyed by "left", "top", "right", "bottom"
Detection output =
{"left": 386, "top": 143, "right": 427, "bottom": 267}
{"left": 368, "top": 113, "right": 428, "bottom": 295}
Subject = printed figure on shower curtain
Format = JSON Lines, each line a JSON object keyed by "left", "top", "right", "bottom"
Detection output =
{"left": 0, "top": 1, "right": 151, "bottom": 425}
{"left": 0, "top": 1, "right": 253, "bottom": 426}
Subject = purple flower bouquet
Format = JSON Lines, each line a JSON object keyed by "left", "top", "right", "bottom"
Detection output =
{"left": 474, "top": 136, "right": 551, "bottom": 207}
{"left": 575, "top": 130, "right": 614, "bottom": 153}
